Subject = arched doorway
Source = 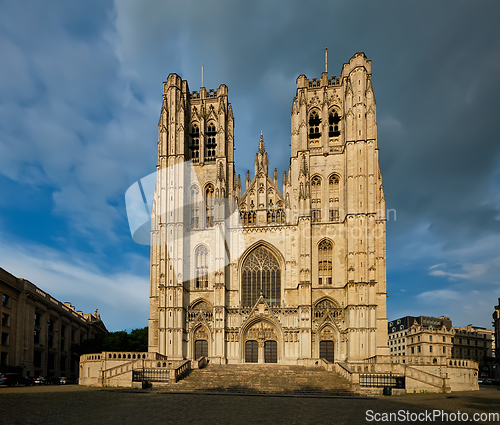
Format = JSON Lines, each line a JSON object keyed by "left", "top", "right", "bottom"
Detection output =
{"left": 320, "top": 340, "right": 334, "bottom": 363}
{"left": 245, "top": 340, "right": 258, "bottom": 363}
{"left": 192, "top": 326, "right": 209, "bottom": 359}
{"left": 264, "top": 340, "right": 277, "bottom": 363}
{"left": 195, "top": 340, "right": 208, "bottom": 359}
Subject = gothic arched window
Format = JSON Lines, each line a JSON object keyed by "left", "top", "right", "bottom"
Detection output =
{"left": 318, "top": 240, "right": 333, "bottom": 285}
{"left": 191, "top": 185, "right": 200, "bottom": 228}
{"left": 309, "top": 111, "right": 321, "bottom": 139}
{"left": 205, "top": 123, "right": 217, "bottom": 162}
{"left": 328, "top": 175, "right": 340, "bottom": 221}
{"left": 190, "top": 124, "right": 200, "bottom": 162}
{"left": 205, "top": 184, "right": 214, "bottom": 227}
{"left": 311, "top": 176, "right": 322, "bottom": 222}
{"left": 328, "top": 112, "right": 341, "bottom": 137}
{"left": 241, "top": 246, "right": 281, "bottom": 307}
{"left": 195, "top": 245, "right": 209, "bottom": 289}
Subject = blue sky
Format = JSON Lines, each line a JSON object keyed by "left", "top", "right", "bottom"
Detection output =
{"left": 1, "top": 0, "right": 499, "bottom": 331}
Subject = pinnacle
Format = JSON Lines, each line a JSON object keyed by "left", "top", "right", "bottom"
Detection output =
{"left": 258, "top": 131, "right": 265, "bottom": 154}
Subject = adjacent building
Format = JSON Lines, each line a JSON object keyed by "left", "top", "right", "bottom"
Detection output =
{"left": 388, "top": 316, "right": 452, "bottom": 357}
{"left": 0, "top": 266, "right": 106, "bottom": 378}
{"left": 389, "top": 316, "right": 494, "bottom": 376}
{"left": 494, "top": 299, "right": 500, "bottom": 379}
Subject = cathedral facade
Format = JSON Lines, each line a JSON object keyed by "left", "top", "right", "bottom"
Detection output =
{"left": 148, "top": 53, "right": 390, "bottom": 365}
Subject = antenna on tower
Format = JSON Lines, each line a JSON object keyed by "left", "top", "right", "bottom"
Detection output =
{"left": 325, "top": 48, "right": 328, "bottom": 74}
{"left": 201, "top": 64, "right": 204, "bottom": 88}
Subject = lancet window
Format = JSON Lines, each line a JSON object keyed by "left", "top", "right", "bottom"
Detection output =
{"left": 191, "top": 185, "right": 200, "bottom": 228}
{"left": 205, "top": 123, "right": 217, "bottom": 162}
{"left": 189, "top": 124, "right": 200, "bottom": 162}
{"left": 205, "top": 184, "right": 214, "bottom": 227}
{"left": 318, "top": 240, "right": 333, "bottom": 285}
{"left": 328, "top": 112, "right": 341, "bottom": 137}
{"left": 195, "top": 245, "right": 209, "bottom": 289}
{"left": 311, "top": 176, "right": 322, "bottom": 222}
{"left": 309, "top": 110, "right": 321, "bottom": 139}
{"left": 241, "top": 246, "right": 281, "bottom": 307}
{"left": 328, "top": 175, "right": 340, "bottom": 221}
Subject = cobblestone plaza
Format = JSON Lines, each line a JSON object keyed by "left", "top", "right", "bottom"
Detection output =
{"left": 1, "top": 385, "right": 499, "bottom": 424}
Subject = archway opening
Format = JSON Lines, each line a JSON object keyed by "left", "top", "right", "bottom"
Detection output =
{"left": 195, "top": 340, "right": 208, "bottom": 359}
{"left": 245, "top": 340, "right": 258, "bottom": 363}
{"left": 320, "top": 340, "right": 335, "bottom": 363}
{"left": 264, "top": 340, "right": 278, "bottom": 363}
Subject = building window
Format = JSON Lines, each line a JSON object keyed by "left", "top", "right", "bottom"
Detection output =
{"left": 328, "top": 175, "right": 339, "bottom": 222}
{"left": 411, "top": 347, "right": 414, "bottom": 354}
{"left": 309, "top": 110, "right": 321, "bottom": 139}
{"left": 318, "top": 240, "right": 333, "bottom": 285}
{"left": 189, "top": 124, "right": 200, "bottom": 162}
{"left": 34, "top": 329, "right": 40, "bottom": 345}
{"left": 205, "top": 184, "right": 214, "bottom": 227}
{"left": 1, "top": 332, "right": 9, "bottom": 346}
{"left": 242, "top": 245, "right": 281, "bottom": 307}
{"left": 430, "top": 345, "right": 433, "bottom": 353}
{"left": 205, "top": 123, "right": 217, "bottom": 161}
{"left": 328, "top": 111, "right": 341, "bottom": 137}
{"left": 34, "top": 312, "right": 41, "bottom": 327}
{"left": 429, "top": 335, "right": 432, "bottom": 342}
{"left": 1, "top": 313, "right": 9, "bottom": 327}
{"left": 2, "top": 294, "right": 10, "bottom": 308}
{"left": 33, "top": 350, "right": 42, "bottom": 368}
{"left": 195, "top": 245, "right": 209, "bottom": 289}
{"left": 443, "top": 346, "right": 446, "bottom": 353}
{"left": 0, "top": 351, "right": 7, "bottom": 366}
{"left": 417, "top": 346, "right": 421, "bottom": 353}
{"left": 190, "top": 186, "right": 200, "bottom": 228}
{"left": 311, "top": 176, "right": 321, "bottom": 222}
{"left": 443, "top": 336, "right": 446, "bottom": 342}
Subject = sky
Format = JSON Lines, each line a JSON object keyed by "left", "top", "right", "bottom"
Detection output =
{"left": 1, "top": 0, "right": 499, "bottom": 332}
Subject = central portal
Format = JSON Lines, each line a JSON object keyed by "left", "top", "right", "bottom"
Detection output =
{"left": 244, "top": 320, "right": 280, "bottom": 363}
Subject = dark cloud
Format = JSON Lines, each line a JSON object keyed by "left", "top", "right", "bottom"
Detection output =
{"left": 0, "top": 0, "right": 499, "bottom": 328}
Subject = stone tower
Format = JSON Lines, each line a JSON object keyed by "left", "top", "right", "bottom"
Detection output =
{"left": 149, "top": 74, "right": 236, "bottom": 359}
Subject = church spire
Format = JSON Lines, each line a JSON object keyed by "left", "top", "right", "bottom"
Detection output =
{"left": 254, "top": 132, "right": 269, "bottom": 176}
{"left": 258, "top": 130, "right": 265, "bottom": 154}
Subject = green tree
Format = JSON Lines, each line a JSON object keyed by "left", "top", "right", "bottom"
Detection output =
{"left": 73, "top": 327, "right": 148, "bottom": 355}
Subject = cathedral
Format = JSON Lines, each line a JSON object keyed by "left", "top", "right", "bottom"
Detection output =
{"left": 148, "top": 52, "right": 390, "bottom": 365}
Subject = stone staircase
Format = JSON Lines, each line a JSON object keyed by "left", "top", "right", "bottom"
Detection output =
{"left": 158, "top": 364, "right": 356, "bottom": 396}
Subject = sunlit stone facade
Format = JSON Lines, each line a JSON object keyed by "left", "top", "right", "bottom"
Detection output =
{"left": 149, "top": 53, "right": 390, "bottom": 364}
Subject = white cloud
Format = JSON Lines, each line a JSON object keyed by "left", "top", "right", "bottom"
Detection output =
{"left": 428, "top": 256, "right": 500, "bottom": 285}
{"left": 0, "top": 239, "right": 149, "bottom": 331}
{"left": 417, "top": 289, "right": 461, "bottom": 302}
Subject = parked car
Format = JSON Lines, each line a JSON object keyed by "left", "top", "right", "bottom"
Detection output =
{"left": 59, "top": 377, "right": 76, "bottom": 385}
{"left": 3, "top": 373, "right": 25, "bottom": 386}
{"left": 0, "top": 374, "right": 7, "bottom": 385}
{"left": 47, "top": 376, "right": 59, "bottom": 385}
{"left": 24, "top": 376, "right": 35, "bottom": 386}
{"left": 34, "top": 376, "right": 48, "bottom": 385}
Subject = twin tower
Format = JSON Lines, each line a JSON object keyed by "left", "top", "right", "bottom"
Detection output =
{"left": 148, "top": 53, "right": 389, "bottom": 365}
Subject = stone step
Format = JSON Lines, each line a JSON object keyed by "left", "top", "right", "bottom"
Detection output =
{"left": 158, "top": 364, "right": 355, "bottom": 395}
